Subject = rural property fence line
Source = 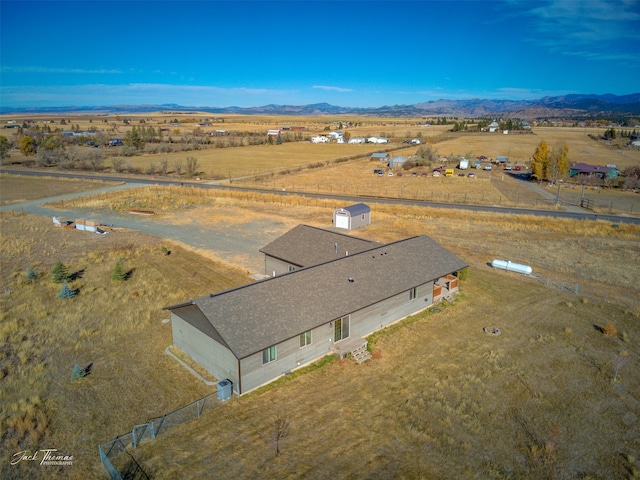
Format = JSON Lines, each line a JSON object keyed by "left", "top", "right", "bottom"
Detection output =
{"left": 98, "top": 391, "right": 225, "bottom": 480}
{"left": 478, "top": 261, "right": 638, "bottom": 311}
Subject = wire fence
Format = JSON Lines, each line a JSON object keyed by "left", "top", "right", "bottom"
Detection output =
{"left": 482, "top": 262, "right": 638, "bottom": 311}
{"left": 98, "top": 391, "right": 226, "bottom": 480}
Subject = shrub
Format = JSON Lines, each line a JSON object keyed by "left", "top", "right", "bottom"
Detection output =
{"left": 602, "top": 322, "right": 617, "bottom": 336}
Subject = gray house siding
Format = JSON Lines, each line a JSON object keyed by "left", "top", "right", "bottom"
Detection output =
{"left": 264, "top": 255, "right": 299, "bottom": 277}
{"left": 238, "top": 282, "right": 435, "bottom": 394}
{"left": 348, "top": 282, "right": 434, "bottom": 337}
{"left": 239, "top": 323, "right": 332, "bottom": 394}
{"left": 171, "top": 314, "right": 240, "bottom": 390}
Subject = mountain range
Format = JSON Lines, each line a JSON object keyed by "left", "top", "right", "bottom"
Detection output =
{"left": 2, "top": 93, "right": 639, "bottom": 118}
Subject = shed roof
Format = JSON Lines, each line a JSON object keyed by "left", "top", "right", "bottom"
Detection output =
{"left": 259, "top": 224, "right": 380, "bottom": 268}
{"left": 166, "top": 235, "right": 467, "bottom": 359}
{"left": 570, "top": 162, "right": 616, "bottom": 174}
{"left": 339, "top": 203, "right": 370, "bottom": 216}
{"left": 370, "top": 152, "right": 389, "bottom": 159}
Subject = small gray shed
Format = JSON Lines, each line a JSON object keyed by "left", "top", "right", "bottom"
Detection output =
{"left": 334, "top": 203, "right": 371, "bottom": 230}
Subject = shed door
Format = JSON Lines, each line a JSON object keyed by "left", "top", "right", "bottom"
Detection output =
{"left": 335, "top": 213, "right": 349, "bottom": 229}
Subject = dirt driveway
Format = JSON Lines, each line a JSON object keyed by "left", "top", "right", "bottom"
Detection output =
{"left": 0, "top": 183, "right": 292, "bottom": 275}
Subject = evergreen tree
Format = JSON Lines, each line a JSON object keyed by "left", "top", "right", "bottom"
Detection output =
{"left": 51, "top": 260, "right": 70, "bottom": 283}
{"left": 58, "top": 281, "right": 75, "bottom": 299}
{"left": 112, "top": 258, "right": 126, "bottom": 282}
{"left": 26, "top": 267, "right": 37, "bottom": 282}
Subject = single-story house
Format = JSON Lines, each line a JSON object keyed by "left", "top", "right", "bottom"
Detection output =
{"left": 311, "top": 135, "right": 329, "bottom": 144}
{"left": 389, "top": 156, "right": 408, "bottom": 168}
{"left": 334, "top": 203, "right": 371, "bottom": 230}
{"left": 370, "top": 152, "right": 389, "bottom": 162}
{"left": 259, "top": 224, "right": 381, "bottom": 276}
{"left": 487, "top": 121, "right": 500, "bottom": 133}
{"left": 569, "top": 162, "right": 618, "bottom": 180}
{"left": 166, "top": 232, "right": 467, "bottom": 396}
{"left": 496, "top": 156, "right": 509, "bottom": 164}
{"left": 267, "top": 129, "right": 281, "bottom": 136}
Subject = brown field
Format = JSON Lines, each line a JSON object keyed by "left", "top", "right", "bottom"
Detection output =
{"left": 1, "top": 127, "right": 639, "bottom": 478}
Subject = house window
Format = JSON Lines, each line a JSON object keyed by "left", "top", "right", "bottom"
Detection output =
{"left": 334, "top": 315, "right": 350, "bottom": 342}
{"left": 288, "top": 265, "right": 296, "bottom": 272}
{"left": 299, "top": 330, "right": 312, "bottom": 348}
{"left": 409, "top": 287, "right": 417, "bottom": 300}
{"left": 262, "top": 345, "right": 277, "bottom": 365}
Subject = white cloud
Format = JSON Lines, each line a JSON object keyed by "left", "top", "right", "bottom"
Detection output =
{"left": 1, "top": 66, "right": 122, "bottom": 74}
{"left": 514, "top": 0, "right": 640, "bottom": 62}
{"left": 312, "top": 85, "right": 353, "bottom": 93}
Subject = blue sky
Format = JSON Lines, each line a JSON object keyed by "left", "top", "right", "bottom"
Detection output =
{"left": 1, "top": 0, "right": 638, "bottom": 108}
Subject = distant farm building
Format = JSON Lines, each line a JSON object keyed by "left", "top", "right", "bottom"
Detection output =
{"left": 569, "top": 162, "right": 618, "bottom": 180}
{"left": 370, "top": 152, "right": 389, "bottom": 162}
{"left": 389, "top": 156, "right": 408, "bottom": 168}
{"left": 334, "top": 203, "right": 371, "bottom": 230}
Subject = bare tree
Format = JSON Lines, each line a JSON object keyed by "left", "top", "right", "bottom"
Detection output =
{"left": 159, "top": 157, "right": 169, "bottom": 175}
{"left": 270, "top": 414, "right": 290, "bottom": 457}
{"left": 185, "top": 156, "right": 199, "bottom": 178}
{"left": 173, "top": 160, "right": 183, "bottom": 176}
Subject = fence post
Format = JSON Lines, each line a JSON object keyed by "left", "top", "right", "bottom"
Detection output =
{"left": 575, "top": 284, "right": 579, "bottom": 295}
{"left": 546, "top": 276, "right": 550, "bottom": 287}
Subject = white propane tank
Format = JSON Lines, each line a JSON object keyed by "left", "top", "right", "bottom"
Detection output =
{"left": 491, "top": 259, "right": 532, "bottom": 275}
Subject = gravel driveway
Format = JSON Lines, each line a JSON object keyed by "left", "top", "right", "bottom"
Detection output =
{"left": 0, "top": 183, "right": 285, "bottom": 275}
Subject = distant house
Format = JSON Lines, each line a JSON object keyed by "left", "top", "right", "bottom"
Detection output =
{"left": 496, "top": 156, "right": 509, "bottom": 164}
{"left": 267, "top": 129, "right": 281, "bottom": 136}
{"left": 569, "top": 162, "right": 618, "bottom": 180}
{"left": 334, "top": 203, "right": 371, "bottom": 230}
{"left": 389, "top": 156, "right": 408, "bottom": 168}
{"left": 370, "top": 152, "right": 389, "bottom": 162}
{"left": 368, "top": 137, "right": 389, "bottom": 144}
{"left": 166, "top": 230, "right": 467, "bottom": 396}
{"left": 259, "top": 224, "right": 381, "bottom": 276}
{"left": 487, "top": 121, "right": 500, "bottom": 133}
{"left": 311, "top": 135, "right": 329, "bottom": 143}
{"left": 348, "top": 137, "right": 366, "bottom": 144}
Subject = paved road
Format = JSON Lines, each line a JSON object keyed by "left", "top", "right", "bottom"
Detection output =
{"left": 2, "top": 168, "right": 639, "bottom": 227}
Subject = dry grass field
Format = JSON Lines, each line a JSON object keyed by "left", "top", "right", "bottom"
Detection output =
{"left": 136, "top": 267, "right": 640, "bottom": 480}
{"left": 0, "top": 180, "right": 639, "bottom": 479}
{"left": 0, "top": 174, "right": 117, "bottom": 206}
{"left": 1, "top": 126, "right": 639, "bottom": 478}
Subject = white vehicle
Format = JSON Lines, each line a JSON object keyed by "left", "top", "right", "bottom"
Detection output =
{"left": 484, "top": 164, "right": 492, "bottom": 171}
{"left": 459, "top": 159, "right": 469, "bottom": 170}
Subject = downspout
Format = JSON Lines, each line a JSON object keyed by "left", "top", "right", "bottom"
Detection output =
{"left": 237, "top": 358, "right": 242, "bottom": 395}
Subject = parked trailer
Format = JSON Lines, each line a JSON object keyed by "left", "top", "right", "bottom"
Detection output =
{"left": 459, "top": 159, "right": 469, "bottom": 170}
{"left": 491, "top": 259, "right": 532, "bottom": 275}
